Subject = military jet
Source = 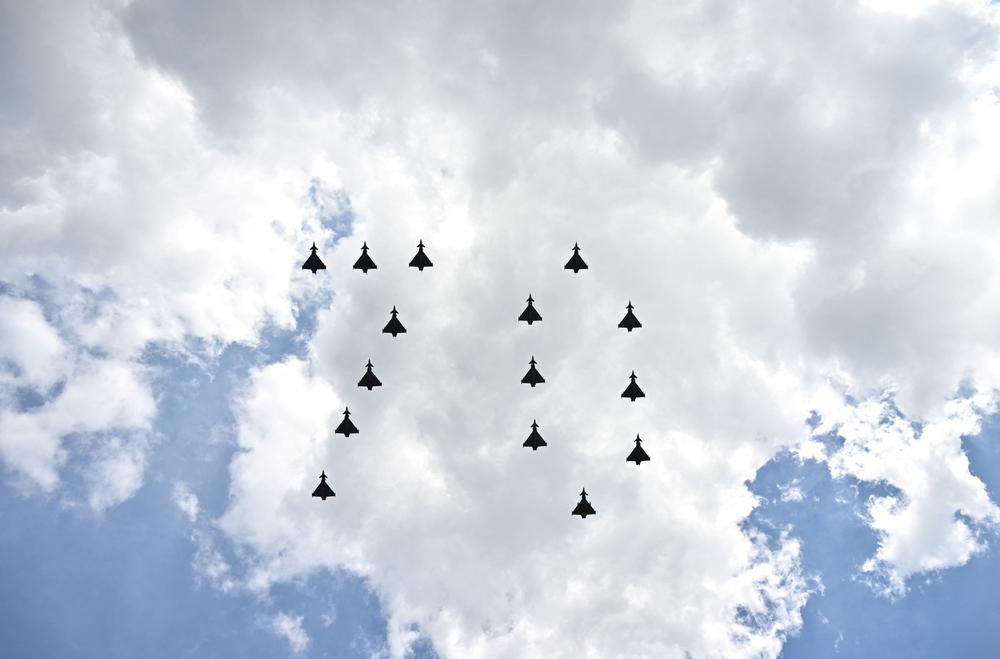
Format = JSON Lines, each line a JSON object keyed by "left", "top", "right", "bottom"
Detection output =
{"left": 521, "top": 356, "right": 545, "bottom": 387}
{"left": 572, "top": 488, "right": 597, "bottom": 518}
{"left": 564, "top": 242, "right": 588, "bottom": 273}
{"left": 382, "top": 306, "right": 407, "bottom": 337}
{"left": 622, "top": 371, "right": 645, "bottom": 402}
{"left": 354, "top": 241, "right": 377, "bottom": 273}
{"left": 523, "top": 419, "right": 547, "bottom": 451}
{"left": 335, "top": 407, "right": 359, "bottom": 437}
{"left": 312, "top": 471, "right": 336, "bottom": 500}
{"left": 626, "top": 435, "right": 650, "bottom": 465}
{"left": 518, "top": 294, "right": 542, "bottom": 325}
{"left": 302, "top": 242, "right": 326, "bottom": 274}
{"left": 358, "top": 359, "right": 382, "bottom": 390}
{"left": 409, "top": 240, "right": 433, "bottom": 271}
{"left": 619, "top": 301, "right": 641, "bottom": 332}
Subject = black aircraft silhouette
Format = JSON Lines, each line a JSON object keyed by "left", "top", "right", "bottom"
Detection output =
{"left": 409, "top": 240, "right": 433, "bottom": 271}
{"left": 335, "top": 407, "right": 359, "bottom": 436}
{"left": 518, "top": 294, "right": 542, "bottom": 325}
{"left": 521, "top": 356, "right": 545, "bottom": 387}
{"left": 312, "top": 471, "right": 336, "bottom": 500}
{"left": 358, "top": 359, "right": 382, "bottom": 390}
{"left": 564, "top": 242, "right": 588, "bottom": 273}
{"left": 353, "top": 241, "right": 377, "bottom": 273}
{"left": 523, "top": 419, "right": 547, "bottom": 451}
{"left": 302, "top": 242, "right": 326, "bottom": 274}
{"left": 382, "top": 306, "right": 407, "bottom": 337}
{"left": 627, "top": 435, "right": 650, "bottom": 465}
{"left": 619, "top": 301, "right": 641, "bottom": 332}
{"left": 572, "top": 488, "right": 597, "bottom": 518}
{"left": 622, "top": 371, "right": 645, "bottom": 402}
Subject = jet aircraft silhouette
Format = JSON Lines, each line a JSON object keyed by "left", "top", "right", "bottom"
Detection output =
{"left": 354, "top": 241, "right": 377, "bottom": 273}
{"left": 619, "top": 301, "right": 641, "bottom": 332}
{"left": 523, "top": 419, "right": 547, "bottom": 450}
{"left": 312, "top": 471, "right": 336, "bottom": 500}
{"left": 302, "top": 242, "right": 326, "bottom": 274}
{"left": 564, "top": 242, "right": 588, "bottom": 273}
{"left": 572, "top": 488, "right": 597, "bottom": 518}
{"left": 521, "top": 356, "right": 545, "bottom": 387}
{"left": 409, "top": 240, "right": 433, "bottom": 271}
{"left": 518, "top": 294, "right": 542, "bottom": 325}
{"left": 622, "top": 371, "right": 645, "bottom": 402}
{"left": 627, "top": 435, "right": 650, "bottom": 465}
{"left": 382, "top": 306, "right": 407, "bottom": 337}
{"left": 358, "top": 359, "right": 382, "bottom": 390}
{"left": 335, "top": 407, "right": 359, "bottom": 436}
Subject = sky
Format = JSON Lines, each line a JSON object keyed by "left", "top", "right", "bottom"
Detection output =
{"left": 3, "top": 0, "right": 1000, "bottom": 657}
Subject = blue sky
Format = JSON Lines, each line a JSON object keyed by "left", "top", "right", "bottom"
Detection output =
{"left": 4, "top": 0, "right": 1000, "bottom": 657}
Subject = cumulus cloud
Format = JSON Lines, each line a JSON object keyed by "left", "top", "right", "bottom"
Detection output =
{"left": 5, "top": 0, "right": 1000, "bottom": 656}
{"left": 0, "top": 297, "right": 69, "bottom": 390}
{"left": 0, "top": 0, "right": 326, "bottom": 500}
{"left": 221, "top": 355, "right": 816, "bottom": 657}
{"left": 807, "top": 393, "right": 1000, "bottom": 597}
{"left": 0, "top": 356, "right": 155, "bottom": 494}
{"left": 191, "top": 0, "right": 1000, "bottom": 652}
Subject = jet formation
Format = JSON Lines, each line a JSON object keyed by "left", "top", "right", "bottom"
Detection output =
{"left": 303, "top": 240, "right": 651, "bottom": 517}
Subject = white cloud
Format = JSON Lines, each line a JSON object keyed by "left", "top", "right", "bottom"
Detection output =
{"left": 173, "top": 484, "right": 240, "bottom": 594}
{"left": 813, "top": 394, "right": 1000, "bottom": 597}
{"left": 0, "top": 357, "right": 155, "bottom": 493}
{"left": 85, "top": 433, "right": 150, "bottom": 512}
{"left": 0, "top": 0, "right": 325, "bottom": 502}
{"left": 172, "top": 481, "right": 201, "bottom": 522}
{"left": 221, "top": 355, "right": 817, "bottom": 657}
{"left": 191, "top": 528, "right": 239, "bottom": 595}
{"left": 0, "top": 297, "right": 69, "bottom": 389}
{"left": 780, "top": 480, "right": 805, "bottom": 503}
{"left": 267, "top": 611, "right": 310, "bottom": 655}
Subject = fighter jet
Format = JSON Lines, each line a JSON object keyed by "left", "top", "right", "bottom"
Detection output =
{"left": 312, "top": 471, "right": 336, "bottom": 500}
{"left": 619, "top": 301, "right": 641, "bottom": 332}
{"left": 409, "top": 240, "right": 433, "bottom": 271}
{"left": 521, "top": 356, "right": 545, "bottom": 387}
{"left": 382, "top": 306, "right": 407, "bottom": 337}
{"left": 564, "top": 242, "right": 588, "bottom": 273}
{"left": 572, "top": 488, "right": 597, "bottom": 518}
{"left": 353, "top": 241, "right": 377, "bottom": 273}
{"left": 335, "top": 407, "right": 359, "bottom": 436}
{"left": 518, "top": 294, "right": 542, "bottom": 325}
{"left": 523, "top": 419, "right": 547, "bottom": 451}
{"left": 622, "top": 371, "right": 645, "bottom": 402}
{"left": 626, "top": 435, "right": 650, "bottom": 465}
{"left": 302, "top": 242, "right": 326, "bottom": 274}
{"left": 358, "top": 359, "right": 382, "bottom": 390}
